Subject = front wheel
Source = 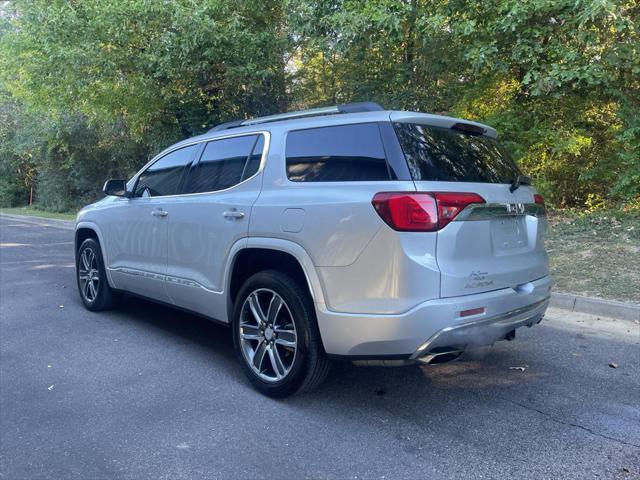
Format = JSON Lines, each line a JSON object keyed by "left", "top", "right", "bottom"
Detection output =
{"left": 232, "top": 270, "right": 330, "bottom": 397}
{"left": 76, "top": 238, "right": 119, "bottom": 311}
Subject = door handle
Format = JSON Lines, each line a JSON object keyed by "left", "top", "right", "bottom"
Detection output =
{"left": 151, "top": 209, "right": 168, "bottom": 218}
{"left": 223, "top": 210, "right": 245, "bottom": 220}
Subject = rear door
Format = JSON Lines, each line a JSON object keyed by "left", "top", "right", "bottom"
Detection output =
{"left": 392, "top": 119, "right": 548, "bottom": 298}
{"left": 163, "top": 133, "right": 266, "bottom": 321}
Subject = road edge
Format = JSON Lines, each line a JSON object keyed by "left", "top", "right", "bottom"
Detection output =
{"left": 551, "top": 293, "right": 640, "bottom": 322}
{"left": 0, "top": 213, "right": 74, "bottom": 229}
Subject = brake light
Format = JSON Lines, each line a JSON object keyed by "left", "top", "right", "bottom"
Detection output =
{"left": 435, "top": 192, "right": 486, "bottom": 229}
{"left": 372, "top": 192, "right": 485, "bottom": 232}
{"left": 534, "top": 194, "right": 545, "bottom": 205}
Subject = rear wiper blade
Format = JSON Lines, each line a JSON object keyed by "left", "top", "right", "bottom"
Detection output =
{"left": 509, "top": 175, "right": 531, "bottom": 193}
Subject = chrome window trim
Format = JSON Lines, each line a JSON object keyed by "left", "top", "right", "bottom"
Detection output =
{"left": 129, "top": 131, "right": 270, "bottom": 199}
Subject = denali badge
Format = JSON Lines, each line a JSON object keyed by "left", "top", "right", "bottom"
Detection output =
{"left": 506, "top": 203, "right": 525, "bottom": 214}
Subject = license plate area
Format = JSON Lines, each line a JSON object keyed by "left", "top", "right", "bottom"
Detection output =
{"left": 491, "top": 216, "right": 528, "bottom": 254}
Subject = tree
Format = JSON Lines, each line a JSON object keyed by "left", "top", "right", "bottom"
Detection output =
{"left": 289, "top": 0, "right": 640, "bottom": 206}
{"left": 0, "top": 0, "right": 290, "bottom": 209}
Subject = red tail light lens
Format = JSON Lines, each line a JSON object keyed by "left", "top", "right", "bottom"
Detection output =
{"left": 372, "top": 192, "right": 485, "bottom": 232}
{"left": 371, "top": 193, "right": 438, "bottom": 231}
{"left": 435, "top": 192, "right": 486, "bottom": 229}
{"left": 534, "top": 194, "right": 545, "bottom": 205}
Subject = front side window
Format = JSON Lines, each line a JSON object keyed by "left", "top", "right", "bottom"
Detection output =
{"left": 286, "top": 123, "right": 390, "bottom": 182}
{"left": 393, "top": 123, "right": 522, "bottom": 183}
{"left": 134, "top": 144, "right": 198, "bottom": 197}
{"left": 185, "top": 134, "right": 263, "bottom": 194}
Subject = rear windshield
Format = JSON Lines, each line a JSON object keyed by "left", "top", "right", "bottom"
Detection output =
{"left": 393, "top": 122, "right": 521, "bottom": 183}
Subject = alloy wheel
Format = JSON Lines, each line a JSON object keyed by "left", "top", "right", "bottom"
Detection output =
{"left": 239, "top": 288, "right": 298, "bottom": 382}
{"left": 78, "top": 247, "right": 100, "bottom": 302}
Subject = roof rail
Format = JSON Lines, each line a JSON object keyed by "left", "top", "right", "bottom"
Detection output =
{"left": 208, "top": 102, "right": 383, "bottom": 132}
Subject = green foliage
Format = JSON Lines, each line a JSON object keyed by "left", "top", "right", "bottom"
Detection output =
{"left": 0, "top": 0, "right": 288, "bottom": 209}
{"left": 289, "top": 0, "right": 640, "bottom": 207}
{"left": 0, "top": 0, "right": 638, "bottom": 210}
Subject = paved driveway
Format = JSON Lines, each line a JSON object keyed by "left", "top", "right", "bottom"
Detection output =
{"left": 1, "top": 214, "right": 638, "bottom": 479}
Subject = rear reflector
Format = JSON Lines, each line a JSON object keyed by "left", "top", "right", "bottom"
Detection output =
{"left": 460, "top": 307, "right": 485, "bottom": 318}
{"left": 372, "top": 192, "right": 485, "bottom": 232}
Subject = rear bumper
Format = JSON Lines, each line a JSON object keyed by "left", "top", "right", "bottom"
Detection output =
{"left": 316, "top": 275, "right": 551, "bottom": 358}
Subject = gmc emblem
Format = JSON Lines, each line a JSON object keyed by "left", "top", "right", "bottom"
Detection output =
{"left": 506, "top": 203, "right": 525, "bottom": 214}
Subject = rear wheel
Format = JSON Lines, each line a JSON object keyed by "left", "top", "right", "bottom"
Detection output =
{"left": 232, "top": 270, "right": 330, "bottom": 397}
{"left": 76, "top": 238, "right": 119, "bottom": 311}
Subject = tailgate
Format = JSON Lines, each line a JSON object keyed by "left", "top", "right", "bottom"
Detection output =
{"left": 432, "top": 182, "right": 548, "bottom": 297}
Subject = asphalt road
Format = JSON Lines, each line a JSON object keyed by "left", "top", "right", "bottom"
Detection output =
{"left": 1, "top": 213, "right": 639, "bottom": 480}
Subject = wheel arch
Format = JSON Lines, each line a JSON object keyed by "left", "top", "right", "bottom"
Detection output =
{"left": 225, "top": 238, "right": 326, "bottom": 322}
{"left": 75, "top": 222, "right": 115, "bottom": 288}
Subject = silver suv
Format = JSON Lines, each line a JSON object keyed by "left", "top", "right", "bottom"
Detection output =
{"left": 75, "top": 102, "right": 550, "bottom": 397}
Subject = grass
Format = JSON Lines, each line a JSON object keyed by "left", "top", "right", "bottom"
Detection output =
{"left": 0, "top": 206, "right": 77, "bottom": 221}
{"left": 546, "top": 209, "right": 640, "bottom": 304}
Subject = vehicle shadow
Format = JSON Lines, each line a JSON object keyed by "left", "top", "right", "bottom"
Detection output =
{"left": 113, "top": 293, "right": 539, "bottom": 406}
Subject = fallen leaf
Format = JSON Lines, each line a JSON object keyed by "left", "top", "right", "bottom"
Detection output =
{"left": 509, "top": 365, "right": 528, "bottom": 372}
{"left": 609, "top": 363, "right": 619, "bottom": 369}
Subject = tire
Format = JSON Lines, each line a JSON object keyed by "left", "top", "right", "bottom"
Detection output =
{"left": 76, "top": 238, "right": 119, "bottom": 311}
{"left": 232, "top": 270, "right": 331, "bottom": 397}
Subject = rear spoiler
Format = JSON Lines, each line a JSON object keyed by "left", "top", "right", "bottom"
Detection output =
{"left": 389, "top": 111, "right": 497, "bottom": 138}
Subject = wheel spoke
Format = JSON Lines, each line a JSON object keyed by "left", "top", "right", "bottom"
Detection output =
{"left": 266, "top": 295, "right": 283, "bottom": 325}
{"left": 268, "top": 345, "right": 286, "bottom": 379}
{"left": 81, "top": 250, "right": 90, "bottom": 270}
{"left": 248, "top": 293, "right": 266, "bottom": 326}
{"left": 274, "top": 327, "right": 296, "bottom": 344}
{"left": 83, "top": 277, "right": 92, "bottom": 298}
{"left": 240, "top": 323, "right": 262, "bottom": 341}
{"left": 88, "top": 280, "right": 97, "bottom": 300}
{"left": 252, "top": 341, "right": 268, "bottom": 372}
{"left": 274, "top": 336, "right": 296, "bottom": 348}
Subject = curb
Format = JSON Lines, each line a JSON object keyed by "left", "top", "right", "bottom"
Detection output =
{"left": 551, "top": 293, "right": 640, "bottom": 322}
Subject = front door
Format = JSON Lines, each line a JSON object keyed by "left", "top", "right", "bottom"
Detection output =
{"left": 105, "top": 143, "right": 200, "bottom": 302}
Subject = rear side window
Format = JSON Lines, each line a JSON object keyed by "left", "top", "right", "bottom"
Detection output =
{"left": 185, "top": 134, "right": 263, "bottom": 193}
{"left": 286, "top": 123, "right": 390, "bottom": 182}
{"left": 135, "top": 144, "right": 198, "bottom": 197}
{"left": 393, "top": 123, "right": 521, "bottom": 183}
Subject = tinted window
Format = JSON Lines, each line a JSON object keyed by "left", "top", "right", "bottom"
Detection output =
{"left": 393, "top": 123, "right": 521, "bottom": 183}
{"left": 286, "top": 123, "right": 390, "bottom": 182}
{"left": 135, "top": 145, "right": 197, "bottom": 197}
{"left": 186, "top": 135, "right": 261, "bottom": 193}
{"left": 242, "top": 135, "right": 264, "bottom": 180}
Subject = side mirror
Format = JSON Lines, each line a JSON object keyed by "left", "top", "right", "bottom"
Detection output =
{"left": 103, "top": 179, "right": 130, "bottom": 197}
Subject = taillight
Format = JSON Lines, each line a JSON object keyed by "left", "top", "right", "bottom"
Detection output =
{"left": 435, "top": 192, "right": 486, "bottom": 229}
{"left": 372, "top": 192, "right": 485, "bottom": 232}
{"left": 371, "top": 193, "right": 438, "bottom": 231}
{"left": 534, "top": 194, "right": 545, "bottom": 205}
